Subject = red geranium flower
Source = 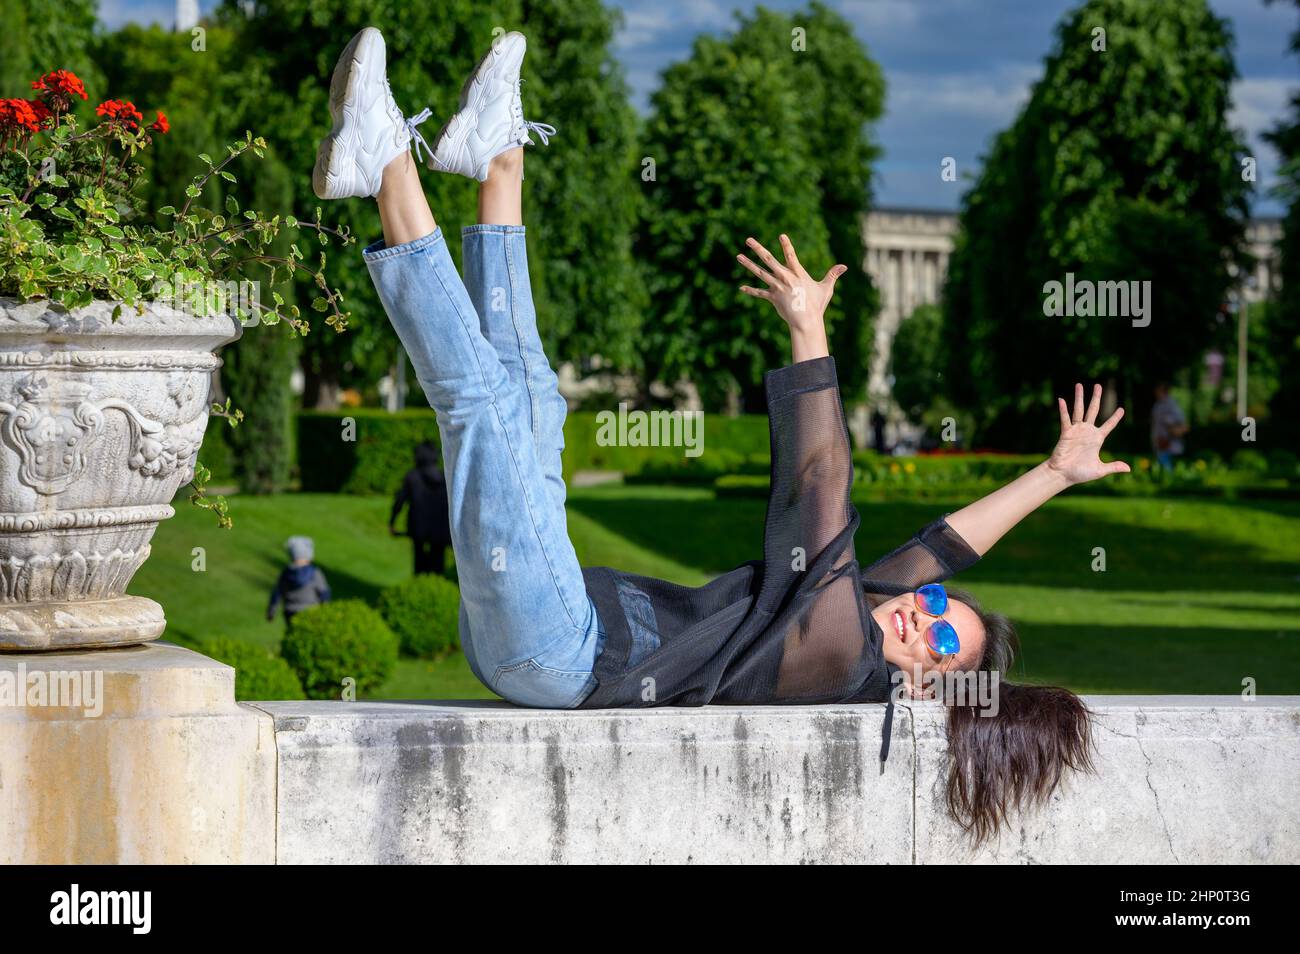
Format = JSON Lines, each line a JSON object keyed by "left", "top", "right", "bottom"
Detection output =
{"left": 29, "top": 99, "right": 52, "bottom": 127}
{"left": 95, "top": 99, "right": 143, "bottom": 129}
{"left": 32, "top": 69, "right": 88, "bottom": 104}
{"left": 149, "top": 110, "right": 170, "bottom": 134}
{"left": 0, "top": 98, "right": 43, "bottom": 134}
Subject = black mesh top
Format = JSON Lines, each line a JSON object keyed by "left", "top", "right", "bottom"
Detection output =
{"left": 579, "top": 355, "right": 980, "bottom": 708}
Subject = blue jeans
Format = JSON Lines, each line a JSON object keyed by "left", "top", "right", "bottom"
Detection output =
{"left": 364, "top": 225, "right": 604, "bottom": 708}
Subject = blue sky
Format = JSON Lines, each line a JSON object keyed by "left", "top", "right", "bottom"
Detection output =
{"left": 104, "top": 0, "right": 1297, "bottom": 213}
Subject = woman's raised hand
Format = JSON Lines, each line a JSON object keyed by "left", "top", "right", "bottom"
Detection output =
{"left": 737, "top": 234, "right": 847, "bottom": 331}
{"left": 1048, "top": 383, "right": 1131, "bottom": 485}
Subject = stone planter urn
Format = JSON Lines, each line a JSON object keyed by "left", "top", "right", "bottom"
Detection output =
{"left": 0, "top": 297, "right": 241, "bottom": 651}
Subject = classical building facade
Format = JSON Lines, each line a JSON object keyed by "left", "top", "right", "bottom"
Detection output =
{"left": 861, "top": 207, "right": 1284, "bottom": 404}
{"left": 862, "top": 208, "right": 958, "bottom": 402}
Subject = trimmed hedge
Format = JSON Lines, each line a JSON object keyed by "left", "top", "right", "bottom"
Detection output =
{"left": 297, "top": 408, "right": 442, "bottom": 494}
{"left": 562, "top": 411, "right": 770, "bottom": 481}
{"left": 377, "top": 574, "right": 461, "bottom": 658}
{"left": 199, "top": 636, "right": 305, "bottom": 701}
{"left": 280, "top": 599, "right": 399, "bottom": 700}
{"left": 296, "top": 408, "right": 772, "bottom": 491}
{"left": 853, "top": 451, "right": 1042, "bottom": 484}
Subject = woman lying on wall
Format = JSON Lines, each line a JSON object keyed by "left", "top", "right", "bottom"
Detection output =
{"left": 311, "top": 27, "right": 1129, "bottom": 843}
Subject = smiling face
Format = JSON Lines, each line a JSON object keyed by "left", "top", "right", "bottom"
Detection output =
{"left": 872, "top": 590, "right": 986, "bottom": 695}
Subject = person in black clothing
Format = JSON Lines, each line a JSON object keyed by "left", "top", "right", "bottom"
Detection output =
{"left": 871, "top": 408, "right": 888, "bottom": 453}
{"left": 389, "top": 441, "right": 451, "bottom": 575}
{"left": 319, "top": 26, "right": 1133, "bottom": 843}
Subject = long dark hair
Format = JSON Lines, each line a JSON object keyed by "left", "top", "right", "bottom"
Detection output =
{"left": 942, "top": 589, "right": 1094, "bottom": 843}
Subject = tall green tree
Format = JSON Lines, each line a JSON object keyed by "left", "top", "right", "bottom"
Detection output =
{"left": 942, "top": 0, "right": 1250, "bottom": 450}
{"left": 515, "top": 0, "right": 646, "bottom": 369}
{"left": 1263, "top": 0, "right": 1300, "bottom": 451}
{"left": 728, "top": 3, "right": 883, "bottom": 398}
{"left": 890, "top": 303, "right": 945, "bottom": 421}
{"left": 639, "top": 3, "right": 883, "bottom": 410}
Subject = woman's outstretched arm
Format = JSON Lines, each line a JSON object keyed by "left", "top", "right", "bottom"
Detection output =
{"left": 944, "top": 383, "right": 1129, "bottom": 556}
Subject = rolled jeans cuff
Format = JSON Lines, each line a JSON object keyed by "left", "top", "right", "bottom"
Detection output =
{"left": 461, "top": 224, "right": 526, "bottom": 236}
{"left": 362, "top": 227, "right": 444, "bottom": 263}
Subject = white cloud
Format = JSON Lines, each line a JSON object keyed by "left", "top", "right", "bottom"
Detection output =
{"left": 887, "top": 62, "right": 1038, "bottom": 125}
{"left": 1230, "top": 76, "right": 1295, "bottom": 141}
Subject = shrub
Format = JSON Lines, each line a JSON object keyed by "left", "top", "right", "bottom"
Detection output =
{"left": 199, "top": 636, "right": 304, "bottom": 701}
{"left": 377, "top": 574, "right": 461, "bottom": 658}
{"left": 1266, "top": 449, "right": 1298, "bottom": 479}
{"left": 280, "top": 600, "right": 399, "bottom": 700}
{"left": 628, "top": 449, "right": 766, "bottom": 485}
{"left": 1231, "top": 449, "right": 1269, "bottom": 475}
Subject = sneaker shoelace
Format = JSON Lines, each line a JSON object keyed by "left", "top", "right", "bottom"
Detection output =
{"left": 383, "top": 77, "right": 435, "bottom": 164}
{"left": 511, "top": 78, "right": 556, "bottom": 146}
{"left": 404, "top": 106, "right": 435, "bottom": 164}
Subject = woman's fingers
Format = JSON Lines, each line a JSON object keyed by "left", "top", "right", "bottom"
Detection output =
{"left": 1104, "top": 459, "right": 1131, "bottom": 476}
{"left": 821, "top": 263, "right": 848, "bottom": 288}
{"left": 1099, "top": 405, "right": 1125, "bottom": 437}
{"left": 739, "top": 285, "right": 771, "bottom": 300}
{"left": 1058, "top": 397, "right": 1071, "bottom": 433}
{"left": 736, "top": 253, "right": 778, "bottom": 287}
{"left": 1085, "top": 383, "right": 1102, "bottom": 424}
{"left": 1072, "top": 382, "right": 1085, "bottom": 423}
{"left": 746, "top": 237, "right": 787, "bottom": 279}
{"left": 778, "top": 233, "right": 802, "bottom": 273}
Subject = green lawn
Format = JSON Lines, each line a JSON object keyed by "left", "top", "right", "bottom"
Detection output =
{"left": 133, "top": 487, "right": 1300, "bottom": 699}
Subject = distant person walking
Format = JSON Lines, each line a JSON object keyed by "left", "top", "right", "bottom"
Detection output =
{"left": 266, "top": 536, "right": 332, "bottom": 629}
{"left": 1151, "top": 382, "right": 1189, "bottom": 470}
{"left": 390, "top": 441, "right": 452, "bottom": 575}
{"left": 871, "top": 409, "right": 889, "bottom": 454}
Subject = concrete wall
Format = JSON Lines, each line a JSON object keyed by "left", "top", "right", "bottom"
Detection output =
{"left": 1, "top": 644, "right": 275, "bottom": 863}
{"left": 5, "top": 642, "right": 1293, "bottom": 863}
{"left": 250, "top": 696, "right": 1300, "bottom": 864}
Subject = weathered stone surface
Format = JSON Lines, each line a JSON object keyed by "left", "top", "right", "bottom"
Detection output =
{"left": 0, "top": 297, "right": 240, "bottom": 650}
{"left": 914, "top": 696, "right": 1300, "bottom": 863}
{"left": 252, "top": 701, "right": 914, "bottom": 864}
{"left": 7, "top": 669, "right": 1296, "bottom": 864}
{"left": 0, "top": 642, "right": 275, "bottom": 863}
{"left": 259, "top": 696, "right": 1300, "bottom": 864}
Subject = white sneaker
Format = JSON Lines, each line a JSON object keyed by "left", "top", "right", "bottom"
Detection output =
{"left": 313, "top": 27, "right": 431, "bottom": 199}
{"left": 428, "top": 32, "right": 556, "bottom": 181}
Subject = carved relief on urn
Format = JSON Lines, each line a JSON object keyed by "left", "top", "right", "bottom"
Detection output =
{"left": 0, "top": 298, "right": 241, "bottom": 650}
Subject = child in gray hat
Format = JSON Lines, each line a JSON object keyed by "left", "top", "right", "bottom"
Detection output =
{"left": 266, "top": 535, "right": 332, "bottom": 629}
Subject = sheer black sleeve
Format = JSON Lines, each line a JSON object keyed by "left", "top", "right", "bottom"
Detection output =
{"left": 757, "top": 356, "right": 870, "bottom": 700}
{"left": 858, "top": 516, "right": 980, "bottom": 599}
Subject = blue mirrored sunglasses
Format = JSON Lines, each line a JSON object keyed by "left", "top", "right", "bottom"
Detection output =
{"left": 914, "top": 583, "right": 960, "bottom": 658}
